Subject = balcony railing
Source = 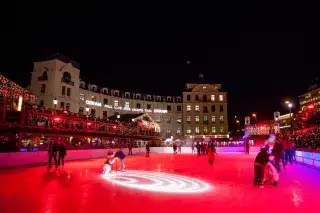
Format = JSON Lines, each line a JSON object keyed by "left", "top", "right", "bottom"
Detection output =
{"left": 61, "top": 78, "right": 75, "bottom": 86}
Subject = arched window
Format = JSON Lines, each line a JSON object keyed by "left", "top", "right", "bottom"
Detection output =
{"left": 195, "top": 95, "right": 199, "bottom": 101}
{"left": 43, "top": 71, "right": 48, "bottom": 78}
{"left": 62, "top": 72, "right": 71, "bottom": 82}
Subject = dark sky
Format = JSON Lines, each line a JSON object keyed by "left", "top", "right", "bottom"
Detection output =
{"left": 5, "top": 2, "right": 320, "bottom": 122}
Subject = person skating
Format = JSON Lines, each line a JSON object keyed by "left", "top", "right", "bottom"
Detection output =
{"left": 196, "top": 142, "right": 201, "bottom": 156}
{"left": 145, "top": 142, "right": 150, "bottom": 157}
{"left": 128, "top": 141, "right": 133, "bottom": 155}
{"left": 207, "top": 142, "right": 217, "bottom": 165}
{"left": 102, "top": 151, "right": 114, "bottom": 174}
{"left": 114, "top": 148, "right": 126, "bottom": 171}
{"left": 48, "top": 140, "right": 58, "bottom": 170}
{"left": 58, "top": 141, "right": 67, "bottom": 169}
{"left": 253, "top": 147, "right": 269, "bottom": 188}
{"left": 263, "top": 161, "right": 279, "bottom": 186}
{"left": 173, "top": 143, "right": 177, "bottom": 154}
{"left": 272, "top": 140, "right": 285, "bottom": 173}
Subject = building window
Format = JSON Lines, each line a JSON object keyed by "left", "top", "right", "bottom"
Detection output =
{"left": 41, "top": 84, "right": 46, "bottom": 93}
{"left": 203, "top": 95, "right": 207, "bottom": 102}
{"left": 177, "top": 128, "right": 181, "bottom": 134}
{"left": 203, "top": 116, "right": 208, "bottom": 124}
{"left": 114, "top": 100, "right": 119, "bottom": 107}
{"left": 66, "top": 103, "right": 70, "bottom": 111}
{"left": 212, "top": 127, "right": 216, "bottom": 133}
{"left": 136, "top": 103, "right": 141, "bottom": 109}
{"left": 211, "top": 95, "right": 215, "bottom": 101}
{"left": 91, "top": 109, "right": 96, "bottom": 116}
{"left": 167, "top": 105, "right": 172, "bottom": 111}
{"left": 80, "top": 93, "right": 85, "bottom": 101}
{"left": 220, "top": 105, "right": 224, "bottom": 112}
{"left": 92, "top": 96, "right": 96, "bottom": 101}
{"left": 187, "top": 129, "right": 191, "bottom": 134}
{"left": 67, "top": 88, "right": 71, "bottom": 96}
{"left": 211, "top": 105, "right": 216, "bottom": 112}
{"left": 166, "top": 128, "right": 171, "bottom": 133}
{"left": 187, "top": 95, "right": 191, "bottom": 101}
{"left": 147, "top": 104, "right": 151, "bottom": 109}
{"left": 220, "top": 116, "right": 224, "bottom": 123}
{"left": 186, "top": 116, "right": 191, "bottom": 122}
{"left": 212, "top": 116, "right": 216, "bottom": 123}
{"left": 204, "top": 126, "right": 208, "bottom": 134}
{"left": 103, "top": 98, "right": 108, "bottom": 105}
{"left": 156, "top": 116, "right": 161, "bottom": 123}
{"left": 195, "top": 95, "right": 199, "bottom": 101}
{"left": 195, "top": 105, "right": 199, "bottom": 111}
{"left": 79, "top": 107, "right": 84, "bottom": 114}
{"left": 61, "top": 86, "right": 65, "bottom": 95}
{"left": 195, "top": 116, "right": 200, "bottom": 123}
{"left": 177, "top": 105, "right": 181, "bottom": 111}
{"left": 40, "top": 100, "right": 44, "bottom": 106}
{"left": 176, "top": 117, "right": 182, "bottom": 123}
{"left": 195, "top": 127, "right": 200, "bottom": 134}
{"left": 187, "top": 105, "right": 191, "bottom": 111}
{"left": 125, "top": 102, "right": 130, "bottom": 108}
{"left": 60, "top": 102, "right": 65, "bottom": 109}
{"left": 203, "top": 106, "right": 208, "bottom": 113}
{"left": 219, "top": 95, "right": 223, "bottom": 101}
{"left": 220, "top": 127, "right": 224, "bottom": 133}
{"left": 167, "top": 117, "right": 171, "bottom": 124}
{"left": 103, "top": 111, "right": 108, "bottom": 118}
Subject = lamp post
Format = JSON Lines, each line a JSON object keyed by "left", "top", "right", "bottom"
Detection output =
{"left": 86, "top": 106, "right": 90, "bottom": 120}
{"left": 252, "top": 113, "right": 257, "bottom": 124}
{"left": 285, "top": 101, "right": 293, "bottom": 132}
{"left": 53, "top": 98, "right": 58, "bottom": 112}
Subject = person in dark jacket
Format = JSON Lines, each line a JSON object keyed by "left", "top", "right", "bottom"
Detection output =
{"left": 114, "top": 148, "right": 126, "bottom": 171}
{"left": 128, "top": 141, "right": 133, "bottom": 155}
{"left": 173, "top": 143, "right": 177, "bottom": 154}
{"left": 272, "top": 140, "right": 285, "bottom": 172}
{"left": 58, "top": 141, "right": 67, "bottom": 169}
{"left": 145, "top": 143, "right": 150, "bottom": 157}
{"left": 48, "top": 140, "right": 58, "bottom": 170}
{"left": 254, "top": 147, "right": 269, "bottom": 188}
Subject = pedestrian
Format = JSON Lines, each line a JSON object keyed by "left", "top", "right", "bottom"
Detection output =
{"left": 245, "top": 140, "right": 250, "bottom": 154}
{"left": 114, "top": 148, "right": 126, "bottom": 171}
{"left": 173, "top": 143, "right": 177, "bottom": 154}
{"left": 145, "top": 142, "right": 150, "bottom": 157}
{"left": 128, "top": 141, "right": 133, "bottom": 155}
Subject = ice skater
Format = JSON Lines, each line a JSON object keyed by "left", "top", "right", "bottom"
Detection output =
{"left": 145, "top": 142, "right": 150, "bottom": 157}
{"left": 173, "top": 143, "right": 177, "bottom": 154}
{"left": 207, "top": 142, "right": 217, "bottom": 165}
{"left": 253, "top": 147, "right": 269, "bottom": 188}
{"left": 114, "top": 148, "right": 126, "bottom": 171}
{"left": 58, "top": 141, "right": 67, "bottom": 169}
{"left": 263, "top": 161, "right": 279, "bottom": 186}
{"left": 102, "top": 151, "right": 115, "bottom": 174}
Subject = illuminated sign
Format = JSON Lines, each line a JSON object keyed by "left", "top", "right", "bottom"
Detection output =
{"left": 85, "top": 101, "right": 167, "bottom": 113}
{"left": 86, "top": 100, "right": 102, "bottom": 107}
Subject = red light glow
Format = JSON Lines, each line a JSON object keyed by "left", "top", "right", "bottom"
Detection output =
{"left": 54, "top": 117, "right": 60, "bottom": 121}
{"left": 307, "top": 104, "right": 314, "bottom": 109}
{"left": 87, "top": 122, "right": 91, "bottom": 126}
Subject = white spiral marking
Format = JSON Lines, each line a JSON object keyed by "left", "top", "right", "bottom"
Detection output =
{"left": 101, "top": 170, "right": 211, "bottom": 193}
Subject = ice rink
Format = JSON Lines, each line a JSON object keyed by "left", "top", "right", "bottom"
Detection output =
{"left": 0, "top": 153, "right": 320, "bottom": 213}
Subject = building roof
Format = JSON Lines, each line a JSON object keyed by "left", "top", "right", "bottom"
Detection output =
{"left": 35, "top": 53, "right": 80, "bottom": 69}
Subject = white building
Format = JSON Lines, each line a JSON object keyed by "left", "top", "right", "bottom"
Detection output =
{"left": 30, "top": 54, "right": 228, "bottom": 139}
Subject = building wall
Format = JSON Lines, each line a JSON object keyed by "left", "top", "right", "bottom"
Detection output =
{"left": 30, "top": 58, "right": 228, "bottom": 139}
{"left": 299, "top": 88, "right": 320, "bottom": 110}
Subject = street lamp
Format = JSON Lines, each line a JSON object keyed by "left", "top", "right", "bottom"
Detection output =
{"left": 285, "top": 101, "right": 293, "bottom": 131}
{"left": 117, "top": 114, "right": 120, "bottom": 119}
{"left": 252, "top": 113, "right": 257, "bottom": 124}
{"left": 53, "top": 98, "right": 58, "bottom": 111}
{"left": 236, "top": 120, "right": 239, "bottom": 123}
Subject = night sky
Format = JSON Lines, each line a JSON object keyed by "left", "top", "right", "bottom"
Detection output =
{"left": 6, "top": 2, "right": 320, "bottom": 123}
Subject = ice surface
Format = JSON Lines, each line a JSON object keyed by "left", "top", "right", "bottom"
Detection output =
{"left": 0, "top": 153, "right": 320, "bottom": 213}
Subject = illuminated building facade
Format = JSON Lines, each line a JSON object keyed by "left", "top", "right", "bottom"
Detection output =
{"left": 30, "top": 55, "right": 228, "bottom": 139}
{"left": 182, "top": 83, "right": 229, "bottom": 139}
{"left": 299, "top": 84, "right": 320, "bottom": 111}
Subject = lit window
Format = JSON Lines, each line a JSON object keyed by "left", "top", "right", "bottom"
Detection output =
{"left": 203, "top": 86, "right": 206, "bottom": 89}
{"left": 177, "top": 117, "right": 182, "bottom": 123}
{"left": 219, "top": 95, "right": 223, "bottom": 101}
{"left": 187, "top": 129, "right": 191, "bottom": 134}
{"left": 177, "top": 128, "right": 181, "bottom": 134}
{"left": 156, "top": 116, "right": 161, "bottom": 123}
{"left": 204, "top": 116, "right": 208, "bottom": 122}
{"left": 212, "top": 127, "right": 216, "bottom": 133}
{"left": 125, "top": 102, "right": 130, "bottom": 108}
{"left": 220, "top": 116, "right": 224, "bottom": 123}
{"left": 204, "top": 126, "right": 208, "bottom": 133}
{"left": 211, "top": 95, "right": 215, "bottom": 101}
{"left": 166, "top": 128, "right": 171, "bottom": 133}
{"left": 195, "top": 105, "right": 199, "bottom": 111}
{"left": 187, "top": 105, "right": 191, "bottom": 111}
{"left": 186, "top": 116, "right": 191, "bottom": 122}
{"left": 80, "top": 93, "right": 85, "bottom": 101}
{"left": 195, "top": 127, "right": 200, "bottom": 133}
{"left": 195, "top": 116, "right": 200, "bottom": 122}
{"left": 220, "top": 127, "right": 224, "bottom": 133}
{"left": 92, "top": 96, "right": 96, "bottom": 101}
{"left": 212, "top": 116, "right": 216, "bottom": 123}
{"left": 114, "top": 100, "right": 119, "bottom": 107}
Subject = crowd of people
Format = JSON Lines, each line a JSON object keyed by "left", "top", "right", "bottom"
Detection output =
{"left": 289, "top": 127, "right": 320, "bottom": 149}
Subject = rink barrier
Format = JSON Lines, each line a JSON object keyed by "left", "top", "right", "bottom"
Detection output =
{"left": 295, "top": 150, "right": 320, "bottom": 168}
{"left": 0, "top": 147, "right": 319, "bottom": 169}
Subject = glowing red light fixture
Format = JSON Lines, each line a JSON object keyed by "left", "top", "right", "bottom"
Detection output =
{"left": 54, "top": 117, "right": 60, "bottom": 121}
{"left": 307, "top": 104, "right": 314, "bottom": 109}
{"left": 87, "top": 122, "right": 92, "bottom": 126}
